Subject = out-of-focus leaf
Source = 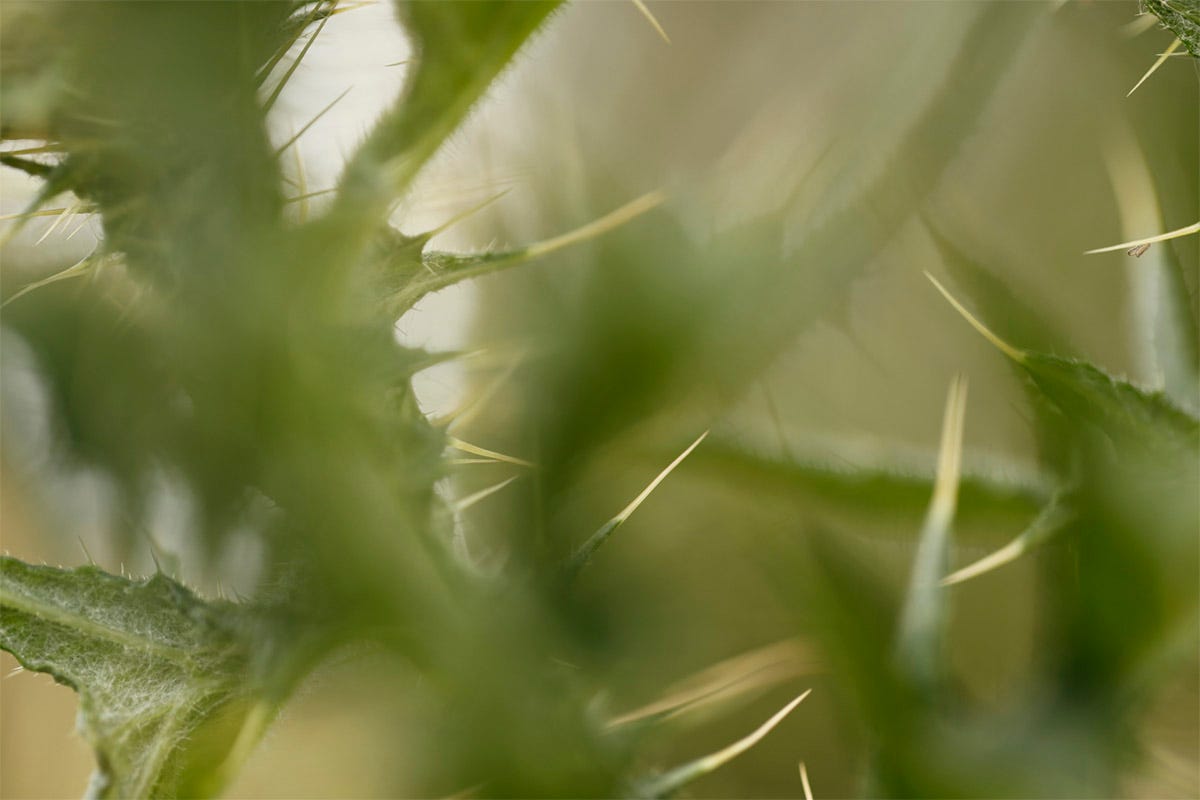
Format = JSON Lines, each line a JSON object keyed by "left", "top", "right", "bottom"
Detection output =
{"left": 0, "top": 557, "right": 266, "bottom": 800}
{"left": 330, "top": 0, "right": 561, "bottom": 234}
{"left": 1019, "top": 352, "right": 1199, "bottom": 453}
{"left": 701, "top": 2, "right": 1048, "bottom": 390}
{"left": 505, "top": 3, "right": 1047, "bottom": 526}
{"left": 687, "top": 437, "right": 1048, "bottom": 545}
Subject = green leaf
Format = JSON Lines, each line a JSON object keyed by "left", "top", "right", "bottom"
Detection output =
{"left": 700, "top": 2, "right": 1048, "bottom": 389}
{"left": 0, "top": 557, "right": 265, "bottom": 800}
{"left": 1143, "top": 0, "right": 1200, "bottom": 56}
{"left": 928, "top": 272, "right": 1200, "bottom": 691}
{"left": 686, "top": 437, "right": 1048, "bottom": 545}
{"left": 1019, "top": 351, "right": 1199, "bottom": 456}
{"left": 516, "top": 0, "right": 1048, "bottom": 528}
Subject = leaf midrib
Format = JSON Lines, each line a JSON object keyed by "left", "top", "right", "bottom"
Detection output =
{"left": 0, "top": 583, "right": 194, "bottom": 665}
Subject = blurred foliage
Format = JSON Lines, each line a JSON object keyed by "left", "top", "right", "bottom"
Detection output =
{"left": 0, "top": 1, "right": 1197, "bottom": 798}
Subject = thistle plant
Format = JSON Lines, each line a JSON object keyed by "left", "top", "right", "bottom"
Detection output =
{"left": 1, "top": 1, "right": 1196, "bottom": 798}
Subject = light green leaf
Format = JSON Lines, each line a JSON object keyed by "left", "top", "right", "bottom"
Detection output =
{"left": 0, "top": 557, "right": 265, "bottom": 800}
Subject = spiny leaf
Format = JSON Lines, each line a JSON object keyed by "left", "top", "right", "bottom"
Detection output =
{"left": 1143, "top": 0, "right": 1200, "bottom": 56}
{"left": 895, "top": 374, "right": 968, "bottom": 691}
{"left": 942, "top": 491, "right": 1075, "bottom": 586}
{"left": 799, "top": 761, "right": 814, "bottom": 800}
{"left": 1022, "top": 352, "right": 1200, "bottom": 457}
{"left": 0, "top": 557, "right": 265, "bottom": 800}
{"left": 927, "top": 272, "right": 1200, "bottom": 446}
{"left": 566, "top": 431, "right": 708, "bottom": 579}
{"left": 633, "top": 690, "right": 812, "bottom": 798}
{"left": 382, "top": 191, "right": 665, "bottom": 317}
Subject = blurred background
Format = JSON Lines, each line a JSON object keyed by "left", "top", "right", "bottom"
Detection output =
{"left": 2, "top": 1, "right": 1196, "bottom": 797}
